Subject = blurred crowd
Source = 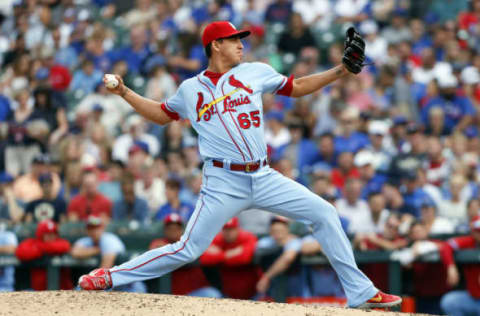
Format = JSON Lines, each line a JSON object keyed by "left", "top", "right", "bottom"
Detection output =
{"left": 0, "top": 0, "right": 480, "bottom": 314}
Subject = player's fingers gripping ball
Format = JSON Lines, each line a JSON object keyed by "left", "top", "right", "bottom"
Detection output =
{"left": 342, "top": 27, "right": 366, "bottom": 74}
{"left": 103, "top": 74, "right": 125, "bottom": 95}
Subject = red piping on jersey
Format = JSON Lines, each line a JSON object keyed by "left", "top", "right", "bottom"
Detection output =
{"left": 197, "top": 76, "right": 246, "bottom": 162}
{"left": 161, "top": 102, "right": 180, "bottom": 121}
{"left": 110, "top": 193, "right": 206, "bottom": 274}
{"left": 221, "top": 81, "right": 253, "bottom": 160}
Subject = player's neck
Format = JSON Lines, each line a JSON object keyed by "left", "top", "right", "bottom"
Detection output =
{"left": 207, "top": 58, "right": 233, "bottom": 74}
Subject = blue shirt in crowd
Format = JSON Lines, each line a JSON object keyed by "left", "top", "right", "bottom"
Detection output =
{"left": 154, "top": 202, "right": 194, "bottom": 223}
{"left": 112, "top": 197, "right": 149, "bottom": 224}
{"left": 0, "top": 230, "right": 17, "bottom": 291}
{"left": 421, "top": 95, "right": 476, "bottom": 132}
{"left": 400, "top": 188, "right": 431, "bottom": 218}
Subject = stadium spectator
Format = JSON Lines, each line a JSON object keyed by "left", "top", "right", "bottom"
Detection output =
{"left": 97, "top": 159, "right": 125, "bottom": 204}
{"left": 71, "top": 215, "right": 145, "bottom": 292}
{"left": 264, "top": 0, "right": 292, "bottom": 25}
{"left": 201, "top": 217, "right": 261, "bottom": 299}
{"left": 144, "top": 55, "right": 177, "bottom": 102}
{"left": 365, "top": 120, "right": 391, "bottom": 173}
{"left": 70, "top": 59, "right": 103, "bottom": 96}
{"left": 354, "top": 150, "right": 386, "bottom": 199}
{"left": 67, "top": 170, "right": 112, "bottom": 223}
{"left": 264, "top": 111, "right": 291, "bottom": 152}
{"left": 398, "top": 169, "right": 431, "bottom": 219}
{"left": 179, "top": 171, "right": 202, "bottom": 207}
{"left": 0, "top": 172, "right": 23, "bottom": 224}
{"left": 419, "top": 197, "right": 455, "bottom": 235}
{"left": 336, "top": 178, "right": 372, "bottom": 234}
{"left": 439, "top": 174, "right": 469, "bottom": 227}
{"left": 135, "top": 158, "right": 166, "bottom": 216}
{"left": 354, "top": 213, "right": 407, "bottom": 292}
{"left": 277, "top": 12, "right": 316, "bottom": 57}
{"left": 330, "top": 151, "right": 359, "bottom": 190}
{"left": 0, "top": 222, "right": 17, "bottom": 291}
{"left": 334, "top": 107, "right": 369, "bottom": 153}
{"left": 15, "top": 219, "right": 72, "bottom": 291}
{"left": 440, "top": 215, "right": 480, "bottom": 315}
{"left": 112, "top": 174, "right": 149, "bottom": 224}
{"left": 390, "top": 220, "right": 453, "bottom": 314}
{"left": 107, "top": 24, "right": 151, "bottom": 75}
{"left": 150, "top": 213, "right": 220, "bottom": 297}
{"left": 301, "top": 234, "right": 345, "bottom": 298}
{"left": 13, "top": 153, "right": 61, "bottom": 203}
{"left": 24, "top": 172, "right": 67, "bottom": 224}
{"left": 255, "top": 216, "right": 302, "bottom": 298}
{"left": 75, "top": 82, "right": 132, "bottom": 137}
{"left": 4, "top": 88, "right": 42, "bottom": 177}
{"left": 112, "top": 114, "right": 159, "bottom": 164}
{"left": 154, "top": 178, "right": 194, "bottom": 223}
{"left": 421, "top": 73, "right": 476, "bottom": 133}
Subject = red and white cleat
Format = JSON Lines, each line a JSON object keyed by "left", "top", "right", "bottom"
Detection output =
{"left": 357, "top": 291, "right": 402, "bottom": 309}
{"left": 78, "top": 268, "right": 112, "bottom": 291}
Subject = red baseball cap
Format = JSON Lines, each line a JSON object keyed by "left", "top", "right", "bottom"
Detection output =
{"left": 223, "top": 217, "right": 239, "bottom": 229}
{"left": 471, "top": 215, "right": 480, "bottom": 232}
{"left": 202, "top": 21, "right": 250, "bottom": 47}
{"left": 164, "top": 213, "right": 183, "bottom": 226}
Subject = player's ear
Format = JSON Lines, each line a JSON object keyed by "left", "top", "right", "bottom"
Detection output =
{"left": 211, "top": 39, "right": 223, "bottom": 54}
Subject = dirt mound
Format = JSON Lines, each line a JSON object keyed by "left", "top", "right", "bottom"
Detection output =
{"left": 1, "top": 291, "right": 417, "bottom": 316}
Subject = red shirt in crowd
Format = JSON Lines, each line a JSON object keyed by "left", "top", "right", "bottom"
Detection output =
{"left": 411, "top": 240, "right": 452, "bottom": 297}
{"left": 15, "top": 220, "right": 72, "bottom": 291}
{"left": 67, "top": 193, "right": 112, "bottom": 221}
{"left": 149, "top": 238, "right": 211, "bottom": 295}
{"left": 444, "top": 236, "right": 480, "bottom": 298}
{"left": 200, "top": 229, "right": 261, "bottom": 299}
{"left": 330, "top": 168, "right": 359, "bottom": 190}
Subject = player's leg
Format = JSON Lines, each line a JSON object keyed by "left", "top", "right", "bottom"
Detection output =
{"left": 108, "top": 190, "right": 250, "bottom": 288}
{"left": 79, "top": 164, "right": 254, "bottom": 290}
{"left": 252, "top": 167, "right": 378, "bottom": 308}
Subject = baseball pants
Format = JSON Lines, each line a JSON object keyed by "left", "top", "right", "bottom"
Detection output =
{"left": 110, "top": 160, "right": 378, "bottom": 307}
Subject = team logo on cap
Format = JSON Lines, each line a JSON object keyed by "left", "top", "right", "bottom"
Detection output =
{"left": 228, "top": 22, "right": 236, "bottom": 30}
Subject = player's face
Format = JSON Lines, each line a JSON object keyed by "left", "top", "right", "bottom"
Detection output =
{"left": 217, "top": 37, "right": 244, "bottom": 65}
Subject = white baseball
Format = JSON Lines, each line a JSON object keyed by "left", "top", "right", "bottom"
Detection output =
{"left": 104, "top": 74, "right": 119, "bottom": 89}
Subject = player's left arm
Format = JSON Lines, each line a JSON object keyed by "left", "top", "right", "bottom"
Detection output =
{"left": 290, "top": 65, "right": 349, "bottom": 98}
{"left": 290, "top": 27, "right": 366, "bottom": 98}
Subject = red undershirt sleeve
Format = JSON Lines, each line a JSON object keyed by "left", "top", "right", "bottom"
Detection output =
{"left": 161, "top": 103, "right": 180, "bottom": 121}
{"left": 276, "top": 75, "right": 294, "bottom": 97}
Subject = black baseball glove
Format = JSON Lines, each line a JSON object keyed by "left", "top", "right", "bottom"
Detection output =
{"left": 342, "top": 27, "right": 366, "bottom": 74}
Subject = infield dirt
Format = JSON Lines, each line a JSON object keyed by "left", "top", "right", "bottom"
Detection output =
{"left": 0, "top": 291, "right": 429, "bottom": 316}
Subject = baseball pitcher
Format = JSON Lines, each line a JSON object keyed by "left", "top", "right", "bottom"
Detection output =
{"left": 79, "top": 21, "right": 401, "bottom": 309}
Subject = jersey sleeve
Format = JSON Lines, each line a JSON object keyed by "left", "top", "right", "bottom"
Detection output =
{"left": 255, "top": 62, "right": 290, "bottom": 95}
{"left": 163, "top": 83, "right": 187, "bottom": 120}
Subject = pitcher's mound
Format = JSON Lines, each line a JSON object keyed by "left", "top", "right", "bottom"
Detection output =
{"left": 1, "top": 291, "right": 415, "bottom": 316}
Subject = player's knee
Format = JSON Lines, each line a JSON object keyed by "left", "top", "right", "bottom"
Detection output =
{"left": 310, "top": 200, "right": 344, "bottom": 233}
